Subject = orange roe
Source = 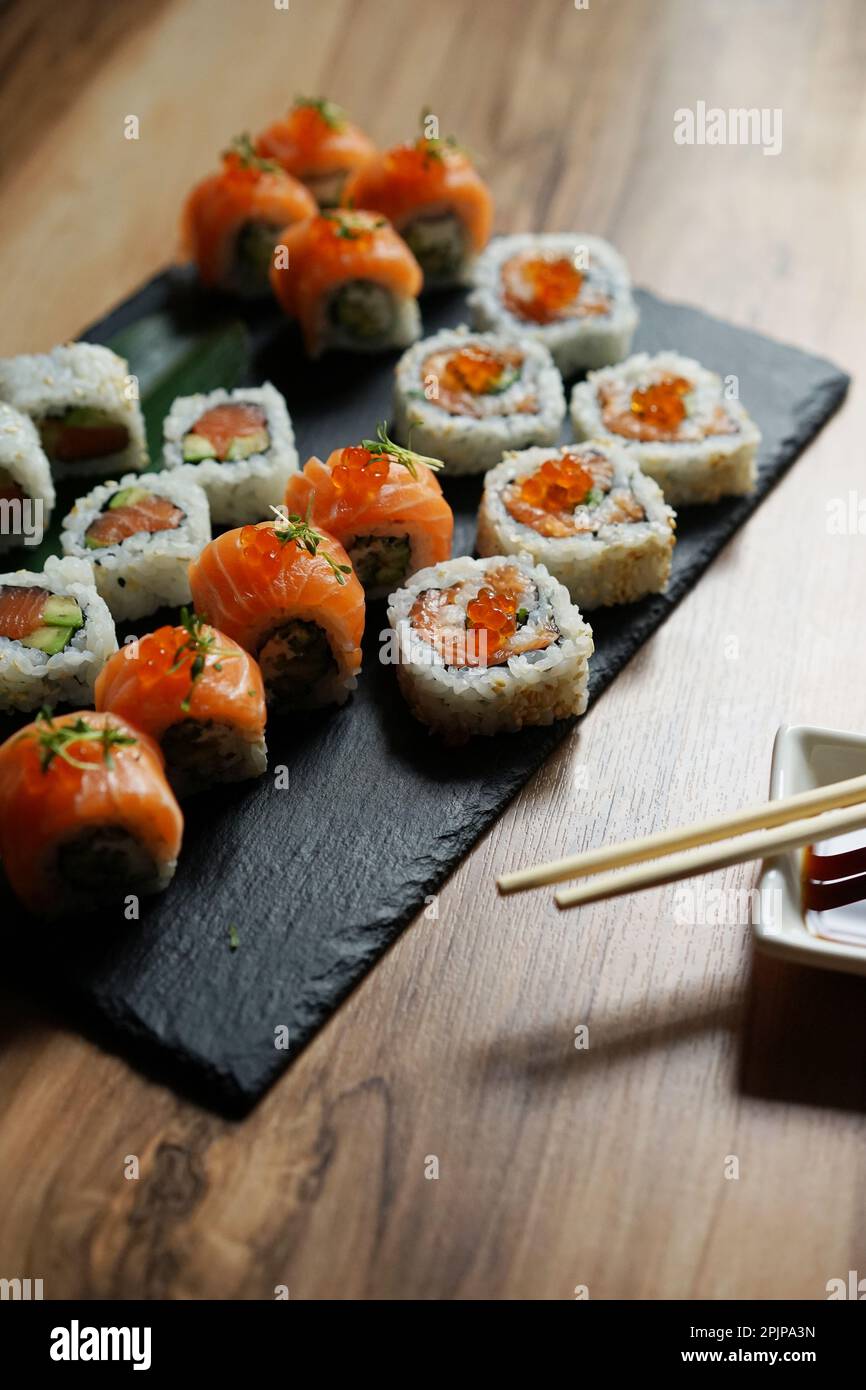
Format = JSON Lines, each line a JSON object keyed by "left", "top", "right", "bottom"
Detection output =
{"left": 503, "top": 256, "right": 583, "bottom": 324}
{"left": 383, "top": 140, "right": 451, "bottom": 189}
{"left": 331, "top": 444, "right": 390, "bottom": 503}
{"left": 629, "top": 376, "right": 691, "bottom": 431}
{"left": 240, "top": 523, "right": 283, "bottom": 579}
{"left": 441, "top": 344, "right": 510, "bottom": 395}
{"left": 517, "top": 455, "right": 596, "bottom": 513}
{"left": 466, "top": 586, "right": 518, "bottom": 660}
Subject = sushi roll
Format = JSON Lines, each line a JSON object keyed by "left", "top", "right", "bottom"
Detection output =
{"left": 392, "top": 327, "right": 565, "bottom": 476}
{"left": 0, "top": 342, "right": 148, "bottom": 480}
{"left": 386, "top": 554, "right": 593, "bottom": 743}
{"left": 189, "top": 512, "right": 364, "bottom": 713}
{"left": 570, "top": 351, "right": 761, "bottom": 505}
{"left": 256, "top": 97, "right": 376, "bottom": 208}
{"left": 0, "top": 555, "right": 116, "bottom": 714}
{"left": 95, "top": 611, "right": 267, "bottom": 798}
{"left": 477, "top": 442, "right": 676, "bottom": 611}
{"left": 0, "top": 710, "right": 182, "bottom": 917}
{"left": 269, "top": 209, "right": 422, "bottom": 358}
{"left": 0, "top": 403, "right": 55, "bottom": 553}
{"left": 60, "top": 471, "right": 211, "bottom": 623}
{"left": 467, "top": 233, "right": 638, "bottom": 377}
{"left": 341, "top": 126, "right": 493, "bottom": 288}
{"left": 182, "top": 134, "right": 317, "bottom": 297}
{"left": 283, "top": 425, "right": 452, "bottom": 599}
{"left": 162, "top": 383, "right": 297, "bottom": 526}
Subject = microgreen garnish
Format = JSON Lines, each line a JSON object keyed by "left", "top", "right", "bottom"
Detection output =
{"left": 269, "top": 506, "right": 352, "bottom": 584}
{"left": 322, "top": 210, "right": 385, "bottom": 238}
{"left": 584, "top": 487, "right": 603, "bottom": 508}
{"left": 32, "top": 708, "right": 137, "bottom": 773}
{"left": 169, "top": 608, "right": 237, "bottom": 713}
{"left": 228, "top": 924, "right": 240, "bottom": 951}
{"left": 224, "top": 132, "right": 281, "bottom": 175}
{"left": 295, "top": 96, "right": 346, "bottom": 130}
{"left": 360, "top": 421, "right": 444, "bottom": 479}
{"left": 516, "top": 607, "right": 529, "bottom": 625}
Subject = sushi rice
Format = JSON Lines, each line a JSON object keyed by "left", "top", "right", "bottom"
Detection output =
{"left": 0, "top": 403, "right": 55, "bottom": 553}
{"left": 467, "top": 233, "right": 638, "bottom": 377}
{"left": 162, "top": 383, "right": 298, "bottom": 525}
{"left": 0, "top": 555, "right": 117, "bottom": 714}
{"left": 570, "top": 351, "right": 761, "bottom": 505}
{"left": 0, "top": 342, "right": 148, "bottom": 480}
{"left": 387, "top": 554, "right": 593, "bottom": 742}
{"left": 477, "top": 442, "right": 676, "bottom": 610}
{"left": 60, "top": 471, "right": 212, "bottom": 623}
{"left": 392, "top": 327, "right": 566, "bottom": 476}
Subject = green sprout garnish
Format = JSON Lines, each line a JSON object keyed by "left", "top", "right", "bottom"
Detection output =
{"left": 224, "top": 132, "right": 281, "bottom": 175}
{"left": 270, "top": 505, "right": 352, "bottom": 585}
{"left": 584, "top": 487, "right": 604, "bottom": 508}
{"left": 32, "top": 708, "right": 137, "bottom": 773}
{"left": 360, "top": 421, "right": 444, "bottom": 479}
{"left": 294, "top": 96, "right": 346, "bottom": 130}
{"left": 516, "top": 607, "right": 529, "bottom": 625}
{"left": 169, "top": 608, "right": 237, "bottom": 713}
{"left": 228, "top": 924, "right": 240, "bottom": 951}
{"left": 322, "top": 209, "right": 386, "bottom": 238}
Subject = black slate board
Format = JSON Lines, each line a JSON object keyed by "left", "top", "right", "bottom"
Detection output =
{"left": 2, "top": 271, "right": 849, "bottom": 1112}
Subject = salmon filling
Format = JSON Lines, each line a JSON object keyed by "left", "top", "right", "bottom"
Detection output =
{"left": 501, "top": 253, "right": 611, "bottom": 325}
{"left": 599, "top": 375, "right": 740, "bottom": 443}
{"left": 85, "top": 487, "right": 184, "bottom": 549}
{"left": 422, "top": 344, "right": 536, "bottom": 417}
{"left": 504, "top": 450, "right": 645, "bottom": 538}
{"left": 0, "top": 584, "right": 83, "bottom": 654}
{"left": 39, "top": 407, "right": 130, "bottom": 464}
{"left": 409, "top": 562, "right": 559, "bottom": 668}
{"left": 182, "top": 403, "right": 270, "bottom": 463}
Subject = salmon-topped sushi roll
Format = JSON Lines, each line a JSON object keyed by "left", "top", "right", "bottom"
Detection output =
{"left": 256, "top": 97, "right": 376, "bottom": 208}
{"left": 0, "top": 710, "right": 182, "bottom": 917}
{"left": 189, "top": 513, "right": 365, "bottom": 713}
{"left": 284, "top": 425, "right": 451, "bottom": 598}
{"left": 269, "top": 208, "right": 422, "bottom": 358}
{"left": 341, "top": 123, "right": 493, "bottom": 288}
{"left": 95, "top": 611, "right": 267, "bottom": 798}
{"left": 182, "top": 134, "right": 317, "bottom": 297}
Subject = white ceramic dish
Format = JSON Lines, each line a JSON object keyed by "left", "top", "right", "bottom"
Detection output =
{"left": 756, "top": 723, "right": 866, "bottom": 976}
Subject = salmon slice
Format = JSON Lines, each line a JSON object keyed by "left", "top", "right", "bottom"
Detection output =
{"left": 95, "top": 622, "right": 266, "bottom": 742}
{"left": 40, "top": 420, "right": 129, "bottom": 463}
{"left": 284, "top": 446, "right": 453, "bottom": 579}
{"left": 256, "top": 100, "right": 376, "bottom": 181}
{"left": 341, "top": 140, "right": 494, "bottom": 254}
{"left": 188, "top": 521, "right": 365, "bottom": 677}
{"left": 0, "top": 584, "right": 49, "bottom": 640}
{"left": 186, "top": 403, "right": 267, "bottom": 460}
{"left": 85, "top": 495, "right": 184, "bottom": 548}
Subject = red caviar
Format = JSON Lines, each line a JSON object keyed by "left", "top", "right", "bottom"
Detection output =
{"left": 441, "top": 344, "right": 510, "bottom": 396}
{"left": 466, "top": 586, "right": 518, "bottom": 659}
{"left": 629, "top": 376, "right": 690, "bottom": 431}
{"left": 240, "top": 523, "right": 283, "bottom": 579}
{"left": 331, "top": 445, "right": 390, "bottom": 503}
{"left": 517, "top": 455, "right": 596, "bottom": 513}
{"left": 503, "top": 255, "right": 584, "bottom": 323}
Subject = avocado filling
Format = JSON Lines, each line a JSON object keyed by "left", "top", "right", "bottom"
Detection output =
{"left": 38, "top": 406, "right": 130, "bottom": 464}
{"left": 349, "top": 534, "right": 411, "bottom": 590}
{"left": 257, "top": 619, "right": 336, "bottom": 707}
{"left": 55, "top": 826, "right": 158, "bottom": 897}
{"left": 181, "top": 403, "right": 270, "bottom": 463}
{"left": 403, "top": 213, "right": 466, "bottom": 281}
{"left": 329, "top": 281, "right": 395, "bottom": 341}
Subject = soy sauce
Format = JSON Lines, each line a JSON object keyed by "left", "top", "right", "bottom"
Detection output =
{"left": 803, "top": 830, "right": 866, "bottom": 947}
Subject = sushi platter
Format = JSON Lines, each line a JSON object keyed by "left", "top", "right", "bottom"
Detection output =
{"left": 0, "top": 102, "right": 850, "bottom": 1109}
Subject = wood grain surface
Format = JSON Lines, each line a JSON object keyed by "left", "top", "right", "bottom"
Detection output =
{"left": 0, "top": 0, "right": 864, "bottom": 1300}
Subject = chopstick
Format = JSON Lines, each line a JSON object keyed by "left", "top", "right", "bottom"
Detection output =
{"left": 554, "top": 799, "right": 866, "bottom": 910}
{"left": 496, "top": 770, "right": 866, "bottom": 895}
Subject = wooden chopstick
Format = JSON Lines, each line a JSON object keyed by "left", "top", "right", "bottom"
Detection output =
{"left": 496, "top": 771, "right": 866, "bottom": 895}
{"left": 554, "top": 799, "right": 866, "bottom": 910}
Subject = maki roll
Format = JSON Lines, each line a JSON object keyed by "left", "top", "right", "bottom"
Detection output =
{"left": 477, "top": 442, "right": 675, "bottom": 610}
{"left": 269, "top": 209, "right": 422, "bottom": 358}
{"left": 0, "top": 556, "right": 116, "bottom": 714}
{"left": 387, "top": 554, "right": 593, "bottom": 743}
{"left": 182, "top": 134, "right": 317, "bottom": 297}
{"left": 162, "top": 383, "right": 297, "bottom": 526}
{"left": 189, "top": 512, "right": 364, "bottom": 713}
{"left": 0, "top": 710, "right": 182, "bottom": 917}
{"left": 95, "top": 611, "right": 267, "bottom": 798}
{"left": 570, "top": 351, "right": 761, "bottom": 505}
{"left": 60, "top": 471, "right": 211, "bottom": 622}
{"left": 0, "top": 342, "right": 147, "bottom": 480}
{"left": 256, "top": 97, "right": 376, "bottom": 208}
{"left": 283, "top": 426, "right": 452, "bottom": 599}
{"left": 341, "top": 125, "right": 493, "bottom": 288}
{"left": 0, "top": 403, "right": 55, "bottom": 553}
{"left": 467, "top": 233, "right": 638, "bottom": 377}
{"left": 392, "top": 327, "right": 565, "bottom": 476}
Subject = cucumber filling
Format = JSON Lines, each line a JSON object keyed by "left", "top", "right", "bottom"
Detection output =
{"left": 257, "top": 619, "right": 336, "bottom": 706}
{"left": 349, "top": 534, "right": 411, "bottom": 590}
{"left": 329, "top": 281, "right": 395, "bottom": 342}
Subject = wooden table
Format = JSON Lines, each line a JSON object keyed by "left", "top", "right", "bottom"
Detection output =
{"left": 1, "top": 0, "right": 863, "bottom": 1300}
